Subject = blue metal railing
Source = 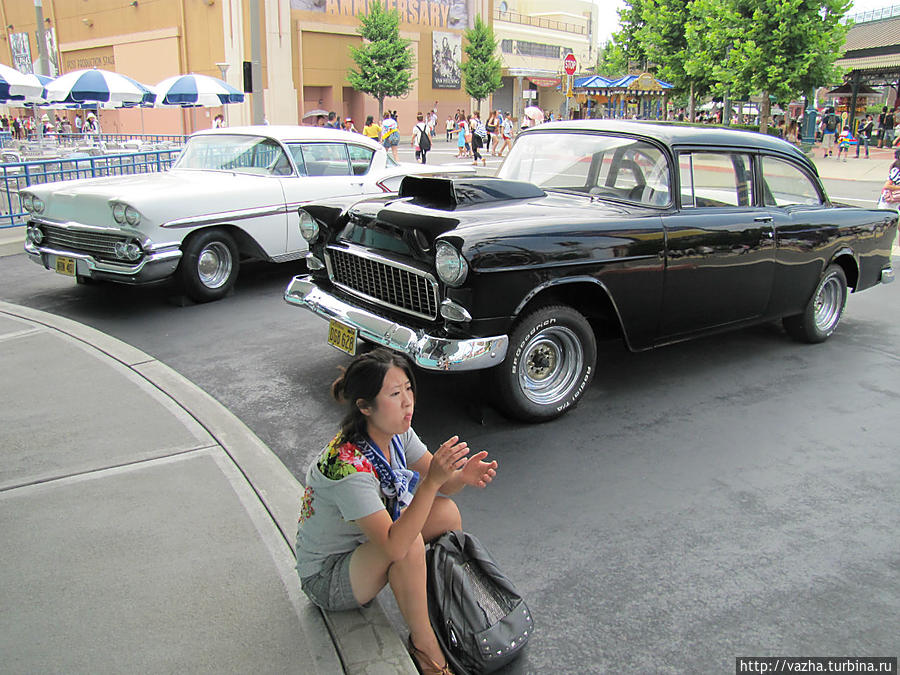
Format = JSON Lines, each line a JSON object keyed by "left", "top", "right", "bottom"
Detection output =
{"left": 0, "top": 132, "right": 187, "bottom": 150}
{"left": 845, "top": 4, "right": 900, "bottom": 24}
{"left": 1, "top": 149, "right": 182, "bottom": 229}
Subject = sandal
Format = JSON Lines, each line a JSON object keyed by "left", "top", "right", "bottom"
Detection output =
{"left": 407, "top": 636, "right": 454, "bottom": 675}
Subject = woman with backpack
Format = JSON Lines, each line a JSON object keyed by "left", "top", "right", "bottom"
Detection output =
{"left": 295, "top": 348, "right": 497, "bottom": 675}
{"left": 877, "top": 148, "right": 900, "bottom": 210}
{"left": 412, "top": 112, "right": 431, "bottom": 164}
{"left": 471, "top": 111, "right": 487, "bottom": 166}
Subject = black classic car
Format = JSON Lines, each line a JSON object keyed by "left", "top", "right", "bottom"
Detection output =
{"left": 284, "top": 120, "right": 897, "bottom": 421}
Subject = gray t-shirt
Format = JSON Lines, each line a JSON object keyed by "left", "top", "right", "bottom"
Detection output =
{"left": 295, "top": 428, "right": 427, "bottom": 578}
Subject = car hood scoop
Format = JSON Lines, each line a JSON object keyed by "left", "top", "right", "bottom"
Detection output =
{"left": 398, "top": 176, "right": 545, "bottom": 209}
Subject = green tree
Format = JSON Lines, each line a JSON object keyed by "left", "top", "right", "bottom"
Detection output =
{"left": 639, "top": 0, "right": 712, "bottom": 120}
{"left": 596, "top": 40, "right": 629, "bottom": 78}
{"left": 687, "top": 0, "right": 850, "bottom": 131}
{"left": 460, "top": 15, "right": 502, "bottom": 114}
{"left": 616, "top": 0, "right": 650, "bottom": 71}
{"left": 347, "top": 0, "right": 415, "bottom": 120}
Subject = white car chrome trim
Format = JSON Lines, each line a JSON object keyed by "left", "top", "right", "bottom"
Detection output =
{"left": 162, "top": 204, "right": 290, "bottom": 229}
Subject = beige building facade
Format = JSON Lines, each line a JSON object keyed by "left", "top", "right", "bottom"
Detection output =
{"left": 491, "top": 0, "right": 596, "bottom": 122}
{"left": 0, "top": 0, "right": 489, "bottom": 135}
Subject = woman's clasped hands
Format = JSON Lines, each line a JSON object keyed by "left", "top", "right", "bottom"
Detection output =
{"left": 427, "top": 435, "right": 498, "bottom": 489}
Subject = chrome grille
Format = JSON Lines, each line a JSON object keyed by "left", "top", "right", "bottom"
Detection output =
{"left": 39, "top": 224, "right": 129, "bottom": 262}
{"left": 328, "top": 247, "right": 439, "bottom": 320}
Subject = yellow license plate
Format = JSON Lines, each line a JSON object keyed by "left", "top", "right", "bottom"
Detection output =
{"left": 327, "top": 319, "right": 357, "bottom": 356}
{"left": 55, "top": 256, "right": 76, "bottom": 276}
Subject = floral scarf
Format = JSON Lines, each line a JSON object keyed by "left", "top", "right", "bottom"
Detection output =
{"left": 358, "top": 435, "right": 419, "bottom": 521}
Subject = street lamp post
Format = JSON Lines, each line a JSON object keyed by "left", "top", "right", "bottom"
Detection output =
{"left": 215, "top": 62, "right": 230, "bottom": 127}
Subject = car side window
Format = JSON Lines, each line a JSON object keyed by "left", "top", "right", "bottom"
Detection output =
{"left": 347, "top": 145, "right": 375, "bottom": 176}
{"left": 286, "top": 143, "right": 351, "bottom": 177}
{"left": 679, "top": 152, "right": 753, "bottom": 208}
{"left": 760, "top": 157, "right": 823, "bottom": 206}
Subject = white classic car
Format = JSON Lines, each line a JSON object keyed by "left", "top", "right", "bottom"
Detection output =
{"left": 22, "top": 126, "right": 448, "bottom": 302}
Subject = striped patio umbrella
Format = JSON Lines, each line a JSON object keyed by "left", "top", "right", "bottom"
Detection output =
{"left": 0, "top": 63, "right": 46, "bottom": 101}
{"left": 44, "top": 68, "right": 151, "bottom": 106}
{"left": 153, "top": 73, "right": 244, "bottom": 107}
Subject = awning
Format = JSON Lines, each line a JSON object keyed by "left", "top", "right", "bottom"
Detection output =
{"left": 826, "top": 82, "right": 881, "bottom": 95}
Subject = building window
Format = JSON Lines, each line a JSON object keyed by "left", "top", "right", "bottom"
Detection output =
{"left": 501, "top": 39, "right": 513, "bottom": 54}
{"left": 514, "top": 41, "right": 562, "bottom": 59}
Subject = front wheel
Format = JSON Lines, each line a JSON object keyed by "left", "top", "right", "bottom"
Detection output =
{"left": 178, "top": 229, "right": 239, "bottom": 303}
{"left": 783, "top": 263, "right": 848, "bottom": 343}
{"left": 492, "top": 305, "right": 597, "bottom": 422}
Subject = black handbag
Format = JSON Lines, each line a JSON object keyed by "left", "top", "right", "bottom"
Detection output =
{"left": 426, "top": 530, "right": 533, "bottom": 674}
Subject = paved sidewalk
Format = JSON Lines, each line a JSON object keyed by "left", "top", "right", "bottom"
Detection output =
{"left": 0, "top": 301, "right": 416, "bottom": 674}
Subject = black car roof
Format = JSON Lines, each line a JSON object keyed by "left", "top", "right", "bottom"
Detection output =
{"left": 522, "top": 119, "right": 814, "bottom": 171}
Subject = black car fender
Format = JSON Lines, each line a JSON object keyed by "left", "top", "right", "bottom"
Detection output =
{"left": 510, "top": 275, "right": 635, "bottom": 350}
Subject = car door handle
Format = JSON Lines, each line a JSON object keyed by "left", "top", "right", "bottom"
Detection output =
{"left": 754, "top": 216, "right": 773, "bottom": 223}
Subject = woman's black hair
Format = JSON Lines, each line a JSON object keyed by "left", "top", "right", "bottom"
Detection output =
{"left": 366, "top": 115, "right": 374, "bottom": 126}
{"left": 892, "top": 148, "right": 900, "bottom": 169}
{"left": 331, "top": 348, "right": 416, "bottom": 445}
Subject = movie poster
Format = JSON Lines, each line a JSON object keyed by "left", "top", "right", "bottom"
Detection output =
{"left": 432, "top": 31, "right": 461, "bottom": 89}
{"left": 10, "top": 33, "right": 33, "bottom": 74}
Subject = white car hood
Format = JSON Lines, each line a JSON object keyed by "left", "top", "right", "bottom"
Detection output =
{"left": 32, "top": 169, "right": 286, "bottom": 229}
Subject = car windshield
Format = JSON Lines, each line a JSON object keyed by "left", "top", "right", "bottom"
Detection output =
{"left": 174, "top": 134, "right": 292, "bottom": 175}
{"left": 498, "top": 131, "right": 671, "bottom": 206}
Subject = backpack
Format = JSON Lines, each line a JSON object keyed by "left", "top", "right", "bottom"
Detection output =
{"left": 426, "top": 530, "right": 532, "bottom": 674}
{"left": 417, "top": 123, "right": 432, "bottom": 151}
{"left": 825, "top": 114, "right": 837, "bottom": 133}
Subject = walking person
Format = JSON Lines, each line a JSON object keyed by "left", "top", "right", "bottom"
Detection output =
{"left": 381, "top": 111, "right": 400, "bottom": 162}
{"left": 884, "top": 108, "right": 896, "bottom": 148}
{"left": 412, "top": 112, "right": 430, "bottom": 164}
{"left": 295, "top": 348, "right": 497, "bottom": 675}
{"left": 471, "top": 112, "right": 487, "bottom": 166}
{"left": 819, "top": 107, "right": 838, "bottom": 158}
{"left": 497, "top": 113, "right": 513, "bottom": 157}
{"left": 445, "top": 115, "right": 454, "bottom": 142}
{"left": 455, "top": 120, "right": 466, "bottom": 158}
{"left": 877, "top": 148, "right": 900, "bottom": 210}
{"left": 856, "top": 115, "right": 874, "bottom": 158}
{"left": 836, "top": 125, "right": 853, "bottom": 162}
{"left": 486, "top": 110, "right": 500, "bottom": 156}
{"left": 363, "top": 115, "right": 381, "bottom": 141}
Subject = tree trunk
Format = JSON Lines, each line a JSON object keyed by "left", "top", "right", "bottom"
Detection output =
{"left": 378, "top": 97, "right": 384, "bottom": 122}
{"left": 760, "top": 92, "right": 770, "bottom": 134}
{"left": 688, "top": 82, "right": 695, "bottom": 123}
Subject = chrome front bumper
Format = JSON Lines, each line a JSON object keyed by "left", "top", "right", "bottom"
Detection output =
{"left": 882, "top": 263, "right": 895, "bottom": 284}
{"left": 284, "top": 275, "right": 509, "bottom": 372}
{"left": 25, "top": 241, "right": 182, "bottom": 284}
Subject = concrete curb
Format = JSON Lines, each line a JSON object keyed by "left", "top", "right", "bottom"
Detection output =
{"left": 0, "top": 300, "right": 417, "bottom": 675}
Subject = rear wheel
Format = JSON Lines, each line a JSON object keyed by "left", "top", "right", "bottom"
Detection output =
{"left": 492, "top": 305, "right": 596, "bottom": 422}
{"left": 783, "top": 263, "right": 848, "bottom": 343}
{"left": 179, "top": 229, "right": 239, "bottom": 303}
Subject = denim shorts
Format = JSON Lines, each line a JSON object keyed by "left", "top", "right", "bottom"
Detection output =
{"left": 300, "top": 551, "right": 362, "bottom": 612}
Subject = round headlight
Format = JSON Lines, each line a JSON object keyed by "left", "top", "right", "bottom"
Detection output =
{"left": 124, "top": 206, "right": 141, "bottom": 226}
{"left": 28, "top": 225, "right": 44, "bottom": 244}
{"left": 112, "top": 203, "right": 126, "bottom": 223}
{"left": 22, "top": 194, "right": 33, "bottom": 212}
{"left": 124, "top": 241, "right": 142, "bottom": 261}
{"left": 299, "top": 209, "right": 319, "bottom": 242}
{"left": 32, "top": 197, "right": 44, "bottom": 213}
{"left": 435, "top": 241, "right": 468, "bottom": 287}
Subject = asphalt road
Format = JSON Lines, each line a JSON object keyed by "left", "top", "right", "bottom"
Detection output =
{"left": 3, "top": 152, "right": 899, "bottom": 672}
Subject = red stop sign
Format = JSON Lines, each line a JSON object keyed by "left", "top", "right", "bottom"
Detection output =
{"left": 564, "top": 53, "right": 577, "bottom": 75}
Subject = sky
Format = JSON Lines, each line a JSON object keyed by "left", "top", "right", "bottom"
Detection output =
{"left": 595, "top": 0, "right": 895, "bottom": 46}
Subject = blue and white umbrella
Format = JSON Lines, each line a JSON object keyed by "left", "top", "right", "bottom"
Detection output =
{"left": 6, "top": 73, "right": 54, "bottom": 104}
{"left": 44, "top": 68, "right": 151, "bottom": 106}
{"left": 153, "top": 73, "right": 244, "bottom": 107}
{"left": 0, "top": 63, "right": 45, "bottom": 101}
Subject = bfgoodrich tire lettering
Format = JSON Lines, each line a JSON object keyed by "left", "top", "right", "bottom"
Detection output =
{"left": 492, "top": 305, "right": 597, "bottom": 421}
{"left": 783, "top": 263, "right": 848, "bottom": 343}
{"left": 179, "top": 228, "right": 239, "bottom": 303}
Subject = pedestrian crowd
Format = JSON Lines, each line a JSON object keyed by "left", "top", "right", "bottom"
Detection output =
{"left": 304, "top": 103, "right": 523, "bottom": 165}
{"left": 0, "top": 111, "right": 100, "bottom": 140}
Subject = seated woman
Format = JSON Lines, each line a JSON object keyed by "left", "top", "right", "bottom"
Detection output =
{"left": 295, "top": 348, "right": 498, "bottom": 675}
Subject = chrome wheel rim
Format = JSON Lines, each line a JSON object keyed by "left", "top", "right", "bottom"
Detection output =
{"left": 518, "top": 326, "right": 584, "bottom": 405}
{"left": 197, "top": 242, "right": 233, "bottom": 289}
{"left": 813, "top": 275, "right": 843, "bottom": 332}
